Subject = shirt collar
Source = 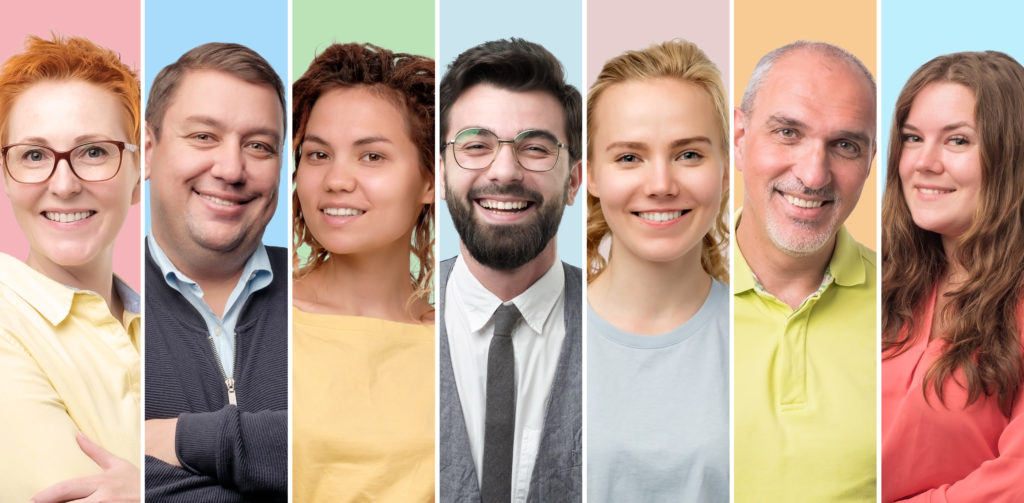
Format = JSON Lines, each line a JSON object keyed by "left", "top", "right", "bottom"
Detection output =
{"left": 733, "top": 208, "right": 867, "bottom": 294}
{"left": 147, "top": 234, "right": 274, "bottom": 292}
{"left": 0, "top": 252, "right": 139, "bottom": 327}
{"left": 452, "top": 255, "right": 565, "bottom": 335}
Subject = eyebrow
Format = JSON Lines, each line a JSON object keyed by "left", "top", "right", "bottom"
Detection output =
{"left": 16, "top": 134, "right": 120, "bottom": 146}
{"left": 301, "top": 134, "right": 393, "bottom": 148}
{"left": 902, "top": 121, "right": 976, "bottom": 133}
{"left": 184, "top": 114, "right": 282, "bottom": 144}
{"left": 604, "top": 137, "right": 711, "bottom": 153}
{"left": 458, "top": 126, "right": 563, "bottom": 143}
{"left": 767, "top": 114, "right": 872, "bottom": 147}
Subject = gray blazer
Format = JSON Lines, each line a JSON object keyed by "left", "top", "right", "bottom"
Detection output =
{"left": 439, "top": 257, "right": 582, "bottom": 502}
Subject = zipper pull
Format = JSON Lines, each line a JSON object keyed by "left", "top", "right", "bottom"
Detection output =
{"left": 226, "top": 378, "right": 237, "bottom": 405}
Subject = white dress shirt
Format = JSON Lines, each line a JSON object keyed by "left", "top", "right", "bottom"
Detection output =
{"left": 445, "top": 256, "right": 566, "bottom": 502}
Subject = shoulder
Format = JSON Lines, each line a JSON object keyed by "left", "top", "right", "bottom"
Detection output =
{"left": 561, "top": 261, "right": 583, "bottom": 280}
{"left": 265, "top": 245, "right": 289, "bottom": 272}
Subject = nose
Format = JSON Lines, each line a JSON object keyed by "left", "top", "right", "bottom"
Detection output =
{"left": 912, "top": 141, "right": 943, "bottom": 174}
{"left": 485, "top": 141, "right": 525, "bottom": 183}
{"left": 644, "top": 158, "right": 678, "bottom": 197}
{"left": 792, "top": 142, "right": 832, "bottom": 190}
{"left": 209, "top": 145, "right": 246, "bottom": 184}
{"left": 48, "top": 159, "right": 83, "bottom": 197}
{"left": 323, "top": 159, "right": 356, "bottom": 192}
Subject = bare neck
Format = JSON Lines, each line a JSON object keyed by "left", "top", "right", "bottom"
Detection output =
{"left": 294, "top": 243, "right": 430, "bottom": 324}
{"left": 460, "top": 239, "right": 559, "bottom": 302}
{"left": 736, "top": 216, "right": 834, "bottom": 310}
{"left": 588, "top": 242, "right": 711, "bottom": 335}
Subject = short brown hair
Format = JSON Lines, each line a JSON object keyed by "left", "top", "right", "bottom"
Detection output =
{"left": 146, "top": 42, "right": 285, "bottom": 142}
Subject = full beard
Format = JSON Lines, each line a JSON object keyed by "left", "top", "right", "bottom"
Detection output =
{"left": 446, "top": 181, "right": 568, "bottom": 271}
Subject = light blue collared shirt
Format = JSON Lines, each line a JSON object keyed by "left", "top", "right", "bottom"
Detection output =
{"left": 147, "top": 234, "right": 273, "bottom": 378}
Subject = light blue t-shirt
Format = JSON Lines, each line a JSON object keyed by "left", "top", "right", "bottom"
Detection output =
{"left": 587, "top": 279, "right": 729, "bottom": 503}
{"left": 147, "top": 234, "right": 273, "bottom": 378}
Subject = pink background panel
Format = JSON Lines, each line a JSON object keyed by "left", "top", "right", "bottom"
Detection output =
{"left": 0, "top": 0, "right": 141, "bottom": 288}
{"left": 587, "top": 0, "right": 729, "bottom": 88}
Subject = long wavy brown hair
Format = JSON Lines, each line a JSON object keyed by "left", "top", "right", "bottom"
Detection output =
{"left": 882, "top": 51, "right": 1024, "bottom": 417}
{"left": 586, "top": 40, "right": 728, "bottom": 284}
{"left": 292, "top": 43, "right": 435, "bottom": 304}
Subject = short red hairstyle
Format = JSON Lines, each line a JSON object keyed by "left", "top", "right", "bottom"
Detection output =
{"left": 0, "top": 34, "right": 140, "bottom": 145}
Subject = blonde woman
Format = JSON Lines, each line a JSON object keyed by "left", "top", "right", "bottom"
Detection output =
{"left": 586, "top": 40, "right": 729, "bottom": 502}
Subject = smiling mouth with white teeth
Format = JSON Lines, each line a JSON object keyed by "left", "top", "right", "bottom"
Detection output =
{"left": 635, "top": 210, "right": 688, "bottom": 222}
{"left": 322, "top": 207, "right": 365, "bottom": 217}
{"left": 918, "top": 187, "right": 954, "bottom": 195}
{"left": 196, "top": 191, "right": 245, "bottom": 206}
{"left": 783, "top": 193, "right": 828, "bottom": 209}
{"left": 43, "top": 211, "right": 96, "bottom": 223}
{"left": 478, "top": 199, "right": 531, "bottom": 213}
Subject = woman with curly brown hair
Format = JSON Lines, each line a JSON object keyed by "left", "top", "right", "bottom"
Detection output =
{"left": 882, "top": 51, "right": 1024, "bottom": 501}
{"left": 290, "top": 43, "right": 434, "bottom": 501}
{"left": 585, "top": 39, "right": 729, "bottom": 502}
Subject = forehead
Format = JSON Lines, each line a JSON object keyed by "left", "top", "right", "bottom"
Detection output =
{"left": 163, "top": 69, "right": 283, "bottom": 136}
{"left": 594, "top": 78, "right": 721, "bottom": 145}
{"left": 447, "top": 83, "right": 566, "bottom": 140}
{"left": 906, "top": 82, "right": 976, "bottom": 125}
{"left": 752, "top": 51, "right": 875, "bottom": 139}
{"left": 7, "top": 79, "right": 127, "bottom": 144}
{"left": 306, "top": 86, "right": 407, "bottom": 135}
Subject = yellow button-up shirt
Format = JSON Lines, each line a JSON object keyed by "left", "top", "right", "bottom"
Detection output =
{"left": 734, "top": 225, "right": 876, "bottom": 502}
{"left": 0, "top": 253, "right": 140, "bottom": 501}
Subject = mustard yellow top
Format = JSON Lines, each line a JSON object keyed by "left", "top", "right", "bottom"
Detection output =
{"left": 0, "top": 252, "right": 140, "bottom": 501}
{"left": 293, "top": 307, "right": 435, "bottom": 503}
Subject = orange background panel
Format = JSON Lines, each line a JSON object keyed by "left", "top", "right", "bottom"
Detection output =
{"left": 733, "top": 0, "right": 877, "bottom": 248}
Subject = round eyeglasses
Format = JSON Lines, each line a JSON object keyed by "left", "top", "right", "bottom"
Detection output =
{"left": 1, "top": 140, "right": 138, "bottom": 184}
{"left": 444, "top": 127, "right": 566, "bottom": 172}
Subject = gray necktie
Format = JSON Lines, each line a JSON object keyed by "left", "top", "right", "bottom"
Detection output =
{"left": 480, "top": 303, "right": 522, "bottom": 503}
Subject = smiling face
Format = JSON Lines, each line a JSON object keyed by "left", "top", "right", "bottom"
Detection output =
{"left": 735, "top": 49, "right": 875, "bottom": 256}
{"left": 898, "top": 82, "right": 981, "bottom": 241}
{"left": 295, "top": 86, "right": 432, "bottom": 259}
{"left": 589, "top": 77, "right": 725, "bottom": 266}
{"left": 1, "top": 80, "right": 139, "bottom": 274}
{"left": 146, "top": 69, "right": 282, "bottom": 268}
{"left": 441, "top": 83, "right": 581, "bottom": 270}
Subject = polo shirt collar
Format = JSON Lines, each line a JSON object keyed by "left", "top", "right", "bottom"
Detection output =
{"left": 0, "top": 252, "right": 138, "bottom": 327}
{"left": 733, "top": 208, "right": 866, "bottom": 293}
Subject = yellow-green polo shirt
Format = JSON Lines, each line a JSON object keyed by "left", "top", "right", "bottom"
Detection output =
{"left": 734, "top": 224, "right": 876, "bottom": 502}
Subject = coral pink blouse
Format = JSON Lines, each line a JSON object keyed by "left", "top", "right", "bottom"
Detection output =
{"left": 882, "top": 289, "right": 1024, "bottom": 502}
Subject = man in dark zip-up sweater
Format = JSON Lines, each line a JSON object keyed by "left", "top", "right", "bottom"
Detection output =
{"left": 143, "top": 42, "right": 288, "bottom": 502}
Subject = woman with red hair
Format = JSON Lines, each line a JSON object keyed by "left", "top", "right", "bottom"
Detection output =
{"left": 0, "top": 35, "right": 141, "bottom": 501}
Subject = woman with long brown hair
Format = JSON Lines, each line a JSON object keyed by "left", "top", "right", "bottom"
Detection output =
{"left": 882, "top": 51, "right": 1024, "bottom": 501}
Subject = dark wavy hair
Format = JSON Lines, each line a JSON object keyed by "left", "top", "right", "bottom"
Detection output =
{"left": 882, "top": 51, "right": 1024, "bottom": 417}
{"left": 291, "top": 43, "right": 435, "bottom": 303}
